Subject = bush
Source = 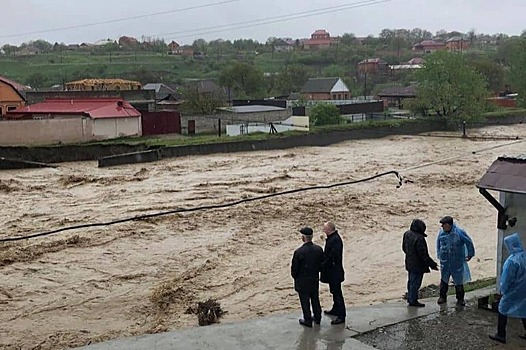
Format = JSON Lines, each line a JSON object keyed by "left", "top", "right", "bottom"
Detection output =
{"left": 310, "top": 103, "right": 343, "bottom": 126}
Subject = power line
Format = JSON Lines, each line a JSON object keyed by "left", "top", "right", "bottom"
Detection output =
{"left": 0, "top": 133, "right": 523, "bottom": 243}
{"left": 167, "top": 0, "right": 392, "bottom": 41}
{"left": 153, "top": 0, "right": 392, "bottom": 39}
{"left": 0, "top": 171, "right": 403, "bottom": 242}
{"left": 0, "top": 0, "right": 239, "bottom": 39}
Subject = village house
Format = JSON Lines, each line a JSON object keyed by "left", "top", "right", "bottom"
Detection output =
{"left": 412, "top": 40, "right": 446, "bottom": 54}
{"left": 301, "top": 77, "right": 351, "bottom": 100}
{"left": 65, "top": 79, "right": 142, "bottom": 91}
{"left": 272, "top": 38, "right": 294, "bottom": 52}
{"left": 0, "top": 76, "right": 29, "bottom": 116}
{"left": 2, "top": 98, "right": 142, "bottom": 145}
{"left": 377, "top": 85, "right": 418, "bottom": 109}
{"left": 303, "top": 29, "right": 335, "bottom": 50}
{"left": 118, "top": 36, "right": 139, "bottom": 47}
{"left": 357, "top": 58, "right": 389, "bottom": 75}
{"left": 446, "top": 36, "right": 470, "bottom": 53}
{"left": 168, "top": 41, "right": 180, "bottom": 54}
{"left": 173, "top": 45, "right": 195, "bottom": 57}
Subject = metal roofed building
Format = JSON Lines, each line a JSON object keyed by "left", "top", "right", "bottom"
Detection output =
{"left": 477, "top": 155, "right": 526, "bottom": 291}
{"left": 2, "top": 98, "right": 142, "bottom": 145}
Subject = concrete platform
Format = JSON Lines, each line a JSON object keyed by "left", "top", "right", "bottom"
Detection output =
{"left": 75, "top": 287, "right": 495, "bottom": 350}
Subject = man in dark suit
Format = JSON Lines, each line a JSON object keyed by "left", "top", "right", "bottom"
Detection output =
{"left": 320, "top": 221, "right": 346, "bottom": 325}
{"left": 291, "top": 226, "right": 324, "bottom": 328}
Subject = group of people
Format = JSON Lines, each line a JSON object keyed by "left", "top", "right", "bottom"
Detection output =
{"left": 291, "top": 216, "right": 526, "bottom": 344}
{"left": 291, "top": 221, "right": 346, "bottom": 327}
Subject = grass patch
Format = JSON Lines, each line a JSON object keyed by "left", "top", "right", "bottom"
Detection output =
{"left": 484, "top": 108, "right": 526, "bottom": 118}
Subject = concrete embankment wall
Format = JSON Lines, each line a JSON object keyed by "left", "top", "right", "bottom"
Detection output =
{"left": 98, "top": 120, "right": 447, "bottom": 167}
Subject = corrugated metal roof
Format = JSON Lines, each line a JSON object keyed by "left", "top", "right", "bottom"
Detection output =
{"left": 301, "top": 78, "right": 339, "bottom": 93}
{"left": 219, "top": 105, "right": 286, "bottom": 113}
{"left": 477, "top": 156, "right": 526, "bottom": 194}
{"left": 6, "top": 98, "right": 141, "bottom": 119}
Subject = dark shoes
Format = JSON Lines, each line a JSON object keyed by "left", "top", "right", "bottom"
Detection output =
{"left": 456, "top": 299, "right": 466, "bottom": 306}
{"left": 299, "top": 319, "right": 312, "bottom": 328}
{"left": 324, "top": 309, "right": 338, "bottom": 316}
{"left": 313, "top": 319, "right": 321, "bottom": 325}
{"left": 408, "top": 301, "right": 425, "bottom": 307}
{"left": 331, "top": 318, "right": 345, "bottom": 325}
{"left": 489, "top": 334, "right": 506, "bottom": 344}
{"left": 437, "top": 297, "right": 447, "bottom": 304}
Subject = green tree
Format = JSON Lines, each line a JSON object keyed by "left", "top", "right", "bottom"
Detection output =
{"left": 275, "top": 64, "right": 312, "bottom": 94}
{"left": 310, "top": 103, "right": 342, "bottom": 126}
{"left": 413, "top": 51, "right": 488, "bottom": 121}
{"left": 509, "top": 37, "right": 526, "bottom": 106}
{"left": 181, "top": 84, "right": 225, "bottom": 115}
{"left": 218, "top": 61, "right": 265, "bottom": 98}
{"left": 322, "top": 64, "right": 345, "bottom": 78}
{"left": 468, "top": 58, "right": 505, "bottom": 93}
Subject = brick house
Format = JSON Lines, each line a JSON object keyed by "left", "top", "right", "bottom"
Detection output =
{"left": 357, "top": 58, "right": 389, "bottom": 75}
{"left": 168, "top": 41, "right": 180, "bottom": 54}
{"left": 118, "top": 36, "right": 139, "bottom": 47}
{"left": 301, "top": 77, "right": 351, "bottom": 100}
{"left": 412, "top": 40, "right": 446, "bottom": 54}
{"left": 446, "top": 36, "right": 470, "bottom": 53}
{"left": 303, "top": 29, "right": 335, "bottom": 50}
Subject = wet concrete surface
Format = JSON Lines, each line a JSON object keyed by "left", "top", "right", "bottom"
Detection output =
{"left": 75, "top": 287, "right": 526, "bottom": 350}
{"left": 75, "top": 312, "right": 375, "bottom": 350}
{"left": 356, "top": 301, "right": 526, "bottom": 350}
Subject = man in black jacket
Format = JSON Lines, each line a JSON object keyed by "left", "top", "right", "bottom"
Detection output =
{"left": 320, "top": 221, "right": 346, "bottom": 325}
{"left": 291, "top": 226, "right": 324, "bottom": 328}
{"left": 402, "top": 219, "right": 439, "bottom": 307}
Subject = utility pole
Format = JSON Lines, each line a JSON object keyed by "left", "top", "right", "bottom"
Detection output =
{"left": 363, "top": 72, "right": 367, "bottom": 99}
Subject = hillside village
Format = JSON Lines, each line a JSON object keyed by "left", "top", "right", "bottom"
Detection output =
{"left": 0, "top": 27, "right": 525, "bottom": 146}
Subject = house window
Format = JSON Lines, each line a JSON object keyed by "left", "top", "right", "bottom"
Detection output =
{"left": 0, "top": 106, "right": 3, "bottom": 115}
{"left": 7, "top": 106, "right": 17, "bottom": 111}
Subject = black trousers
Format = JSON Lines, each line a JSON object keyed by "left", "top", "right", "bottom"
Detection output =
{"left": 298, "top": 289, "right": 322, "bottom": 323}
{"left": 407, "top": 271, "right": 424, "bottom": 304}
{"left": 497, "top": 311, "right": 526, "bottom": 338}
{"left": 439, "top": 279, "right": 465, "bottom": 301}
{"left": 329, "top": 281, "right": 346, "bottom": 319}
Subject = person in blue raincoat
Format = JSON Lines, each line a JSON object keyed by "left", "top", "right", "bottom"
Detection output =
{"left": 489, "top": 233, "right": 526, "bottom": 344}
{"left": 436, "top": 216, "right": 475, "bottom": 306}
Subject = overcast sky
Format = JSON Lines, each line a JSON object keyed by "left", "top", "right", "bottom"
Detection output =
{"left": 2, "top": 0, "right": 525, "bottom": 47}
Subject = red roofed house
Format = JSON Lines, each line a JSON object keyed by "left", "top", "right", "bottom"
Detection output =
{"left": 412, "top": 40, "right": 446, "bottom": 54}
{"left": 2, "top": 98, "right": 142, "bottom": 145}
{"left": 0, "top": 76, "right": 29, "bottom": 116}
{"left": 303, "top": 29, "right": 335, "bottom": 50}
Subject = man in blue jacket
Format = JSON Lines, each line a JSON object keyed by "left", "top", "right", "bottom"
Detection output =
{"left": 436, "top": 216, "right": 475, "bottom": 306}
{"left": 489, "top": 233, "right": 526, "bottom": 344}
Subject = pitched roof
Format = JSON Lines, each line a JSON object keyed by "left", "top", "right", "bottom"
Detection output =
{"left": 143, "top": 83, "right": 179, "bottom": 101}
{"left": 301, "top": 78, "right": 340, "bottom": 93}
{"left": 312, "top": 29, "right": 330, "bottom": 36}
{"left": 358, "top": 58, "right": 387, "bottom": 64}
{"left": 447, "top": 36, "right": 467, "bottom": 42}
{"left": 6, "top": 98, "right": 141, "bottom": 119}
{"left": 0, "top": 76, "right": 30, "bottom": 92}
{"left": 413, "top": 40, "right": 445, "bottom": 48}
{"left": 477, "top": 156, "right": 526, "bottom": 194}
